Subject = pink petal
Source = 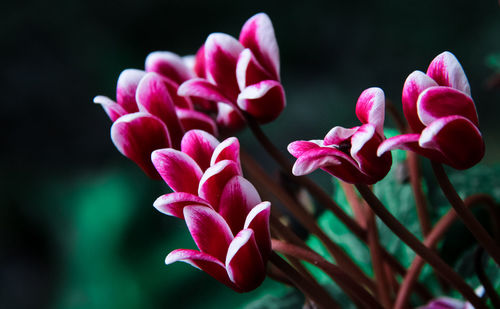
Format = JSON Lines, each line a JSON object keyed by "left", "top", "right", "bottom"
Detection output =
{"left": 136, "top": 72, "right": 184, "bottom": 148}
{"left": 194, "top": 45, "right": 206, "bottom": 78}
{"left": 176, "top": 108, "right": 218, "bottom": 137}
{"left": 153, "top": 192, "right": 211, "bottom": 219}
{"left": 219, "top": 176, "right": 262, "bottom": 234}
{"left": 419, "top": 115, "right": 484, "bottom": 169}
{"left": 116, "top": 69, "right": 145, "bottom": 113}
{"left": 181, "top": 129, "right": 220, "bottom": 171}
{"left": 183, "top": 205, "right": 234, "bottom": 262}
{"left": 93, "top": 95, "right": 127, "bottom": 122}
{"left": 165, "top": 249, "right": 237, "bottom": 290}
{"left": 182, "top": 55, "right": 195, "bottom": 72}
{"left": 210, "top": 137, "right": 241, "bottom": 172}
{"left": 198, "top": 160, "right": 241, "bottom": 211}
{"left": 225, "top": 229, "right": 265, "bottom": 292}
{"left": 177, "top": 78, "right": 233, "bottom": 105}
{"left": 323, "top": 126, "right": 358, "bottom": 146}
{"left": 162, "top": 77, "right": 193, "bottom": 110}
{"left": 151, "top": 148, "right": 203, "bottom": 194}
{"left": 427, "top": 51, "right": 471, "bottom": 95}
{"left": 377, "top": 133, "right": 445, "bottom": 162}
{"left": 216, "top": 103, "right": 247, "bottom": 133}
{"left": 417, "top": 86, "right": 478, "bottom": 126}
{"left": 205, "top": 33, "right": 244, "bottom": 101}
{"left": 287, "top": 140, "right": 323, "bottom": 158}
{"left": 237, "top": 80, "right": 285, "bottom": 123}
{"left": 355, "top": 87, "right": 385, "bottom": 135}
{"left": 145, "top": 51, "right": 195, "bottom": 84}
{"left": 402, "top": 71, "right": 438, "bottom": 133}
{"left": 111, "top": 112, "right": 171, "bottom": 179}
{"left": 239, "top": 13, "right": 280, "bottom": 81}
{"left": 244, "top": 201, "right": 271, "bottom": 259}
{"left": 236, "top": 48, "right": 274, "bottom": 91}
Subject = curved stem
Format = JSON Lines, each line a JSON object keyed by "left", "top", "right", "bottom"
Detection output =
{"left": 355, "top": 184, "right": 487, "bottom": 309}
{"left": 270, "top": 252, "right": 340, "bottom": 309}
{"left": 431, "top": 162, "right": 500, "bottom": 265}
{"left": 272, "top": 239, "right": 384, "bottom": 309}
{"left": 394, "top": 193, "right": 499, "bottom": 309}
{"left": 474, "top": 247, "right": 500, "bottom": 309}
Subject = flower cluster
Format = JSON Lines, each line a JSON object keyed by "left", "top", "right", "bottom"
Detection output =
{"left": 151, "top": 130, "right": 271, "bottom": 292}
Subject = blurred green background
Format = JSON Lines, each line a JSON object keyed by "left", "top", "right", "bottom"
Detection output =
{"left": 2, "top": 0, "right": 500, "bottom": 308}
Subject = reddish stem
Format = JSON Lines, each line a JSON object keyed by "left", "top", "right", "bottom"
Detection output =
{"left": 407, "top": 151, "right": 431, "bottom": 236}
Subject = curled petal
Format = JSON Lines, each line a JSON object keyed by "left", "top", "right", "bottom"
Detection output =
{"left": 198, "top": 160, "right": 241, "bottom": 211}
{"left": 162, "top": 77, "right": 193, "bottom": 109}
{"left": 355, "top": 87, "right": 385, "bottom": 135}
{"left": 419, "top": 115, "right": 484, "bottom": 169}
{"left": 194, "top": 45, "right": 206, "bottom": 78}
{"left": 402, "top": 71, "right": 438, "bottom": 133}
{"left": 323, "top": 126, "right": 358, "bottom": 146}
{"left": 417, "top": 86, "right": 478, "bottom": 126}
{"left": 216, "top": 103, "right": 247, "bottom": 132}
{"left": 153, "top": 192, "right": 211, "bottom": 219}
{"left": 178, "top": 78, "right": 233, "bottom": 105}
{"left": 93, "top": 95, "right": 127, "bottom": 122}
{"left": 219, "top": 176, "right": 262, "bottom": 234}
{"left": 151, "top": 148, "right": 203, "bottom": 194}
{"left": 210, "top": 137, "right": 241, "bottom": 172}
{"left": 287, "top": 140, "right": 323, "bottom": 158}
{"left": 236, "top": 48, "right": 274, "bottom": 91}
{"left": 225, "top": 229, "right": 265, "bottom": 292}
{"left": 244, "top": 201, "right": 271, "bottom": 259}
{"left": 183, "top": 205, "right": 233, "bottom": 262}
{"left": 176, "top": 108, "right": 218, "bottom": 137}
{"left": 136, "top": 72, "right": 184, "bottom": 148}
{"left": 181, "top": 129, "right": 220, "bottom": 171}
{"left": 145, "top": 51, "right": 195, "bottom": 84}
{"left": 111, "top": 112, "right": 171, "bottom": 179}
{"left": 377, "top": 134, "right": 446, "bottom": 162}
{"left": 427, "top": 51, "right": 471, "bottom": 95}
{"left": 182, "top": 55, "right": 195, "bottom": 72}
{"left": 116, "top": 69, "right": 145, "bottom": 113}
{"left": 237, "top": 80, "right": 285, "bottom": 123}
{"left": 239, "top": 12, "right": 280, "bottom": 80}
{"left": 165, "top": 249, "right": 236, "bottom": 290}
{"left": 205, "top": 33, "right": 244, "bottom": 101}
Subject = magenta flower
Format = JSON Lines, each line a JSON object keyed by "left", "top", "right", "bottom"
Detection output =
{"left": 94, "top": 62, "right": 217, "bottom": 178}
{"left": 150, "top": 130, "right": 271, "bottom": 291}
{"left": 378, "top": 51, "right": 484, "bottom": 170}
{"left": 418, "top": 297, "right": 468, "bottom": 309}
{"left": 288, "top": 87, "right": 392, "bottom": 184}
{"left": 178, "top": 13, "right": 286, "bottom": 127}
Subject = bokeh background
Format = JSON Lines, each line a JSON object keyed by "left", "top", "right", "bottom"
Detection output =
{"left": 2, "top": 0, "right": 500, "bottom": 308}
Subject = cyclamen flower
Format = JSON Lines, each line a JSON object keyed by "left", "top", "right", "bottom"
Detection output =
{"left": 378, "top": 51, "right": 484, "bottom": 170}
{"left": 179, "top": 12, "right": 286, "bottom": 128}
{"left": 418, "top": 297, "right": 470, "bottom": 309}
{"left": 151, "top": 130, "right": 271, "bottom": 292}
{"left": 288, "top": 87, "right": 392, "bottom": 184}
{"left": 94, "top": 60, "right": 217, "bottom": 178}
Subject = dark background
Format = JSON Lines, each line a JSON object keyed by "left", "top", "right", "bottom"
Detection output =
{"left": 2, "top": 1, "right": 500, "bottom": 308}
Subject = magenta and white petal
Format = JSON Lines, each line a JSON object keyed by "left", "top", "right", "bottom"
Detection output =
{"left": 145, "top": 51, "right": 195, "bottom": 84}
{"left": 210, "top": 137, "right": 241, "bottom": 172}
{"left": 355, "top": 87, "right": 385, "bottom": 135}
{"left": 291, "top": 147, "right": 343, "bottom": 176}
{"left": 236, "top": 48, "right": 274, "bottom": 90}
{"left": 216, "top": 103, "right": 247, "bottom": 132}
{"left": 183, "top": 205, "right": 233, "bottom": 262}
{"left": 177, "top": 78, "right": 233, "bottom": 105}
{"left": 323, "top": 126, "right": 358, "bottom": 146}
{"left": 426, "top": 51, "right": 471, "bottom": 95}
{"left": 287, "top": 140, "right": 323, "bottom": 158}
{"left": 244, "top": 201, "right": 271, "bottom": 259}
{"left": 219, "top": 176, "right": 262, "bottom": 234}
{"left": 377, "top": 134, "right": 445, "bottom": 163}
{"left": 165, "top": 249, "right": 236, "bottom": 290}
{"left": 116, "top": 69, "right": 145, "bottom": 113}
{"left": 419, "top": 115, "right": 484, "bottom": 169}
{"left": 162, "top": 77, "right": 193, "bottom": 109}
{"left": 205, "top": 33, "right": 244, "bottom": 101}
{"left": 402, "top": 71, "right": 438, "bottom": 133}
{"left": 225, "top": 229, "right": 265, "bottom": 292}
{"left": 136, "top": 72, "right": 184, "bottom": 148}
{"left": 153, "top": 192, "right": 211, "bottom": 219}
{"left": 239, "top": 12, "right": 280, "bottom": 81}
{"left": 198, "top": 160, "right": 241, "bottom": 211}
{"left": 182, "top": 55, "right": 195, "bottom": 72}
{"left": 176, "top": 108, "right": 218, "bottom": 137}
{"left": 93, "top": 95, "right": 127, "bottom": 122}
{"left": 111, "top": 112, "right": 171, "bottom": 179}
{"left": 194, "top": 45, "right": 206, "bottom": 78}
{"left": 151, "top": 148, "right": 203, "bottom": 194}
{"left": 181, "top": 129, "right": 220, "bottom": 171}
{"left": 417, "top": 86, "right": 478, "bottom": 126}
{"left": 237, "top": 80, "right": 285, "bottom": 123}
